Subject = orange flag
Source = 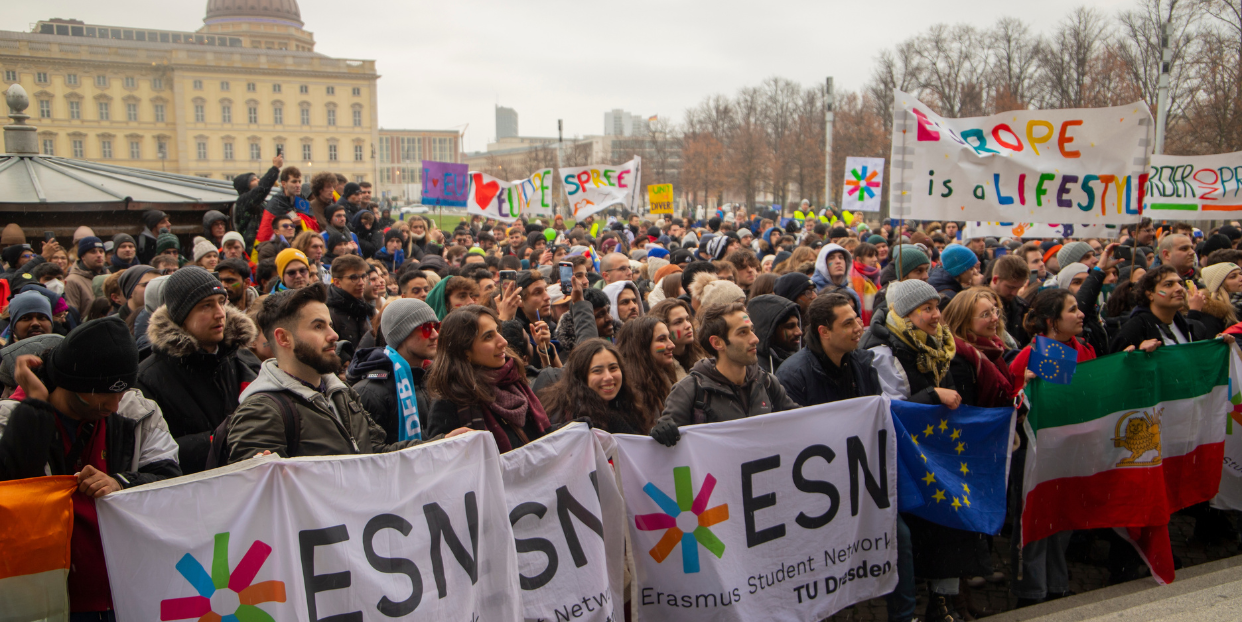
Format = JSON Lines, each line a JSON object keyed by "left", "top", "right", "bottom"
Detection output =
{"left": 0, "top": 475, "right": 76, "bottom": 622}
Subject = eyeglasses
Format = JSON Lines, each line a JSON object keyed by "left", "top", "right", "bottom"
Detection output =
{"left": 285, "top": 267, "right": 310, "bottom": 278}
{"left": 338, "top": 273, "right": 365, "bottom": 282}
{"left": 418, "top": 321, "right": 441, "bottom": 338}
{"left": 976, "top": 309, "right": 1000, "bottom": 320}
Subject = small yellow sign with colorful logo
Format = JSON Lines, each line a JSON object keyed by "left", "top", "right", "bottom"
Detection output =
{"left": 648, "top": 184, "right": 674, "bottom": 215}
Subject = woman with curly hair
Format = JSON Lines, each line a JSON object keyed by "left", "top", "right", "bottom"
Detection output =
{"left": 614, "top": 316, "right": 678, "bottom": 431}
{"left": 538, "top": 339, "right": 645, "bottom": 433}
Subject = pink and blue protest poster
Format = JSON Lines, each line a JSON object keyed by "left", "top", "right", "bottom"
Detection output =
{"left": 421, "top": 160, "right": 469, "bottom": 207}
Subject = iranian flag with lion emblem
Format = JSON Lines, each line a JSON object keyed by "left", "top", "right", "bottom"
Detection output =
{"left": 1022, "top": 340, "right": 1237, "bottom": 584}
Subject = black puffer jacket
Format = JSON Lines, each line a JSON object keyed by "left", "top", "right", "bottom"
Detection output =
{"left": 1109, "top": 305, "right": 1203, "bottom": 352}
{"left": 748, "top": 294, "right": 802, "bottom": 373}
{"left": 326, "top": 285, "right": 373, "bottom": 351}
{"left": 347, "top": 346, "right": 432, "bottom": 442}
{"left": 351, "top": 210, "right": 383, "bottom": 259}
{"left": 234, "top": 166, "right": 280, "bottom": 247}
{"left": 135, "top": 305, "right": 258, "bottom": 473}
{"left": 775, "top": 346, "right": 881, "bottom": 406}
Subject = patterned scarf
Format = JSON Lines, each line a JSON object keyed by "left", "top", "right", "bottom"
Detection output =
{"left": 481, "top": 358, "right": 551, "bottom": 451}
{"left": 886, "top": 308, "right": 956, "bottom": 384}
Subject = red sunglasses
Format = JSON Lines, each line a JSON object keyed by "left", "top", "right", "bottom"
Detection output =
{"left": 418, "top": 321, "right": 441, "bottom": 338}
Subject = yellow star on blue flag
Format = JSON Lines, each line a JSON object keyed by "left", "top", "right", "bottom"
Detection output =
{"left": 892, "top": 400, "right": 1014, "bottom": 534}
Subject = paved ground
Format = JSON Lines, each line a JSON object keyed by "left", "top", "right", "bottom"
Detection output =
{"left": 826, "top": 513, "right": 1241, "bottom": 621}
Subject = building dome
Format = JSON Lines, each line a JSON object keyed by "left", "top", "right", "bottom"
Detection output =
{"left": 204, "top": 0, "right": 303, "bottom": 27}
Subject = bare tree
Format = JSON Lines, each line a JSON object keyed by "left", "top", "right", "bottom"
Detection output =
{"left": 988, "top": 18, "right": 1043, "bottom": 111}
{"left": 868, "top": 40, "right": 925, "bottom": 132}
{"left": 1039, "top": 7, "right": 1112, "bottom": 108}
{"left": 761, "top": 77, "right": 804, "bottom": 206}
{"left": 730, "top": 87, "right": 772, "bottom": 208}
{"left": 1116, "top": 0, "right": 1200, "bottom": 125}
{"left": 915, "top": 23, "right": 992, "bottom": 117}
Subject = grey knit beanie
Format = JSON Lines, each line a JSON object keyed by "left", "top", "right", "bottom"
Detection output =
{"left": 161, "top": 267, "right": 227, "bottom": 325}
{"left": 888, "top": 279, "right": 940, "bottom": 318}
{"left": 0, "top": 333, "right": 62, "bottom": 388}
{"left": 381, "top": 298, "right": 438, "bottom": 346}
{"left": 1057, "top": 241, "right": 1093, "bottom": 268}
{"left": 144, "top": 275, "right": 169, "bottom": 314}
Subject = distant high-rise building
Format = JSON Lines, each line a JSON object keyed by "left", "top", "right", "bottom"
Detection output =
{"left": 605, "top": 109, "right": 647, "bottom": 137}
{"left": 495, "top": 105, "right": 518, "bottom": 140}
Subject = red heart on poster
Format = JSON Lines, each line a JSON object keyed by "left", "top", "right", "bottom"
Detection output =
{"left": 472, "top": 173, "right": 500, "bottom": 207}
{"left": 431, "top": 178, "right": 440, "bottom": 188}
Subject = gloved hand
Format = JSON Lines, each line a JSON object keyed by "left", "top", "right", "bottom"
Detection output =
{"left": 572, "top": 416, "right": 594, "bottom": 429}
{"left": 649, "top": 418, "right": 680, "bottom": 447}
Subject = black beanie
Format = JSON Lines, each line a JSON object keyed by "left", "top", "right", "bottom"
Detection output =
{"left": 2, "top": 244, "right": 30, "bottom": 267}
{"left": 162, "top": 267, "right": 228, "bottom": 325}
{"left": 142, "top": 210, "right": 168, "bottom": 232}
{"left": 49, "top": 316, "right": 138, "bottom": 394}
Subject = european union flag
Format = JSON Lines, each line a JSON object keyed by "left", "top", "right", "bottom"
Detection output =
{"left": 891, "top": 400, "right": 1015, "bottom": 535}
{"left": 1028, "top": 335, "right": 1077, "bottom": 384}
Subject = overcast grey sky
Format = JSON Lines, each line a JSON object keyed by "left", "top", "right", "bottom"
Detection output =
{"left": 13, "top": 0, "right": 1133, "bottom": 152}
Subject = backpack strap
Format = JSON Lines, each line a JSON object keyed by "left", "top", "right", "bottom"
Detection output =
{"left": 264, "top": 392, "right": 302, "bottom": 457}
{"left": 689, "top": 371, "right": 709, "bottom": 425}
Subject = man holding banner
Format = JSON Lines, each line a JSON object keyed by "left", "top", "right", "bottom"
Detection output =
{"left": 650, "top": 302, "right": 799, "bottom": 447}
{"left": 226, "top": 284, "right": 469, "bottom": 463}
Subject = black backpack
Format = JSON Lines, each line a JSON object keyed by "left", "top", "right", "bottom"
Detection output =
{"left": 204, "top": 392, "right": 302, "bottom": 469}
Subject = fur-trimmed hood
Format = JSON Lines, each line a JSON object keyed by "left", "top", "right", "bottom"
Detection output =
{"left": 147, "top": 303, "right": 257, "bottom": 359}
{"left": 1203, "top": 296, "right": 1237, "bottom": 321}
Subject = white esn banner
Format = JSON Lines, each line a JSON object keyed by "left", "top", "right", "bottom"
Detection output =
{"left": 613, "top": 396, "right": 898, "bottom": 622}
{"left": 500, "top": 423, "right": 626, "bottom": 622}
{"left": 96, "top": 432, "right": 521, "bottom": 622}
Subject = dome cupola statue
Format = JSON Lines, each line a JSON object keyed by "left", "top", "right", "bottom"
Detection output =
{"left": 204, "top": 0, "right": 303, "bottom": 27}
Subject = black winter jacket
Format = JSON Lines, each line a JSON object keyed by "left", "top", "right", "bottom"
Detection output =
{"left": 347, "top": 346, "right": 432, "bottom": 442}
{"left": 326, "top": 285, "right": 373, "bottom": 351}
{"left": 0, "top": 392, "right": 182, "bottom": 486}
{"left": 776, "top": 346, "right": 882, "bottom": 406}
{"left": 351, "top": 211, "right": 383, "bottom": 259}
{"left": 1076, "top": 268, "right": 1110, "bottom": 356}
{"left": 136, "top": 305, "right": 258, "bottom": 473}
{"left": 748, "top": 294, "right": 802, "bottom": 374}
{"left": 1109, "top": 306, "right": 1202, "bottom": 352}
{"left": 234, "top": 166, "right": 280, "bottom": 246}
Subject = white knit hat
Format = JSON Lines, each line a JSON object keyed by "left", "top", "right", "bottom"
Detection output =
{"left": 1202, "top": 262, "right": 1241, "bottom": 294}
{"left": 192, "top": 236, "right": 218, "bottom": 263}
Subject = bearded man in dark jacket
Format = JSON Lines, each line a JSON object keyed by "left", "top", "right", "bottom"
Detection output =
{"left": 136, "top": 267, "right": 257, "bottom": 473}
{"left": 233, "top": 153, "right": 283, "bottom": 248}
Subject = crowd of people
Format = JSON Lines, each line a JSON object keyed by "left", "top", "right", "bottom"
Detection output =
{"left": 1, "top": 153, "right": 1239, "bottom": 621}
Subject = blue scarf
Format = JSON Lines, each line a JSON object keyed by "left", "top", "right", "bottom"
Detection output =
{"left": 385, "top": 346, "right": 421, "bottom": 440}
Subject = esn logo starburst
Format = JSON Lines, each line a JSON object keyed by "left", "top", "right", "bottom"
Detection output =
{"left": 635, "top": 466, "right": 729, "bottom": 573}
